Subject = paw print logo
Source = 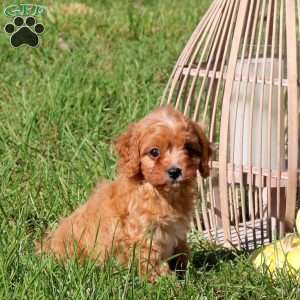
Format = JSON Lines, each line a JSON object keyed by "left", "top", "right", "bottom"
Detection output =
{"left": 4, "top": 16, "right": 44, "bottom": 48}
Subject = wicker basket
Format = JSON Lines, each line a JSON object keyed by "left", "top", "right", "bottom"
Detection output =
{"left": 161, "top": 0, "right": 300, "bottom": 250}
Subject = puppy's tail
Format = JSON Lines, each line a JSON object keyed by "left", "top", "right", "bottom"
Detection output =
{"left": 35, "top": 219, "right": 68, "bottom": 258}
{"left": 34, "top": 239, "right": 43, "bottom": 255}
{"left": 35, "top": 231, "right": 56, "bottom": 256}
{"left": 34, "top": 219, "right": 84, "bottom": 261}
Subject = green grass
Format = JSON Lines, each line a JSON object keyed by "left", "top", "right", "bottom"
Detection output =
{"left": 1, "top": 1, "right": 300, "bottom": 299}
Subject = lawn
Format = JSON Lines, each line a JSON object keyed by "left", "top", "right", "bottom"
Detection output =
{"left": 1, "top": 0, "right": 300, "bottom": 299}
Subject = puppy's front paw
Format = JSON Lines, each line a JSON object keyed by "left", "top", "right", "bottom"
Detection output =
{"left": 146, "top": 262, "right": 173, "bottom": 283}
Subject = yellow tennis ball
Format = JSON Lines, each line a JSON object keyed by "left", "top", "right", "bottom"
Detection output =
{"left": 251, "top": 235, "right": 300, "bottom": 278}
{"left": 251, "top": 241, "right": 285, "bottom": 271}
{"left": 296, "top": 209, "right": 300, "bottom": 234}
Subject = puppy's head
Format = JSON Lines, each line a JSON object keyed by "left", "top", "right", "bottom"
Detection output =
{"left": 115, "top": 105, "right": 212, "bottom": 187}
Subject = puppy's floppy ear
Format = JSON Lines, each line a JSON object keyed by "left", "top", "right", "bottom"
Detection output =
{"left": 190, "top": 121, "right": 213, "bottom": 178}
{"left": 115, "top": 124, "right": 141, "bottom": 178}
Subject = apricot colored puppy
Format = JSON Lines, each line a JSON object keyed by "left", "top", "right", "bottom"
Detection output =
{"left": 37, "top": 105, "right": 212, "bottom": 282}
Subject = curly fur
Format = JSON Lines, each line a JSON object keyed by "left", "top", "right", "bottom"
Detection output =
{"left": 36, "top": 105, "right": 212, "bottom": 282}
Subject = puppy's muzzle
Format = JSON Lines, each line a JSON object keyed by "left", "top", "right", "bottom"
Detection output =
{"left": 167, "top": 167, "right": 182, "bottom": 180}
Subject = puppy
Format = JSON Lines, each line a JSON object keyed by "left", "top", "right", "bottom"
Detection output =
{"left": 37, "top": 105, "right": 212, "bottom": 282}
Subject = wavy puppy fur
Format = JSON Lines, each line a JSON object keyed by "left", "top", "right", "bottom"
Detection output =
{"left": 37, "top": 105, "right": 212, "bottom": 281}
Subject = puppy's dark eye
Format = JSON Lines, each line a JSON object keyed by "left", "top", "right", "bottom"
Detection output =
{"left": 185, "top": 143, "right": 202, "bottom": 156}
{"left": 149, "top": 147, "right": 160, "bottom": 159}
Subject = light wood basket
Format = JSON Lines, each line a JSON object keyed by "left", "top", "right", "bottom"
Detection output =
{"left": 161, "top": 0, "right": 300, "bottom": 250}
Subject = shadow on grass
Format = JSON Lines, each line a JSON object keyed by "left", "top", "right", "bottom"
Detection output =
{"left": 190, "top": 239, "right": 245, "bottom": 271}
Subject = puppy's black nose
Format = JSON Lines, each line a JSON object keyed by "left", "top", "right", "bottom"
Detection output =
{"left": 168, "top": 167, "right": 182, "bottom": 180}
